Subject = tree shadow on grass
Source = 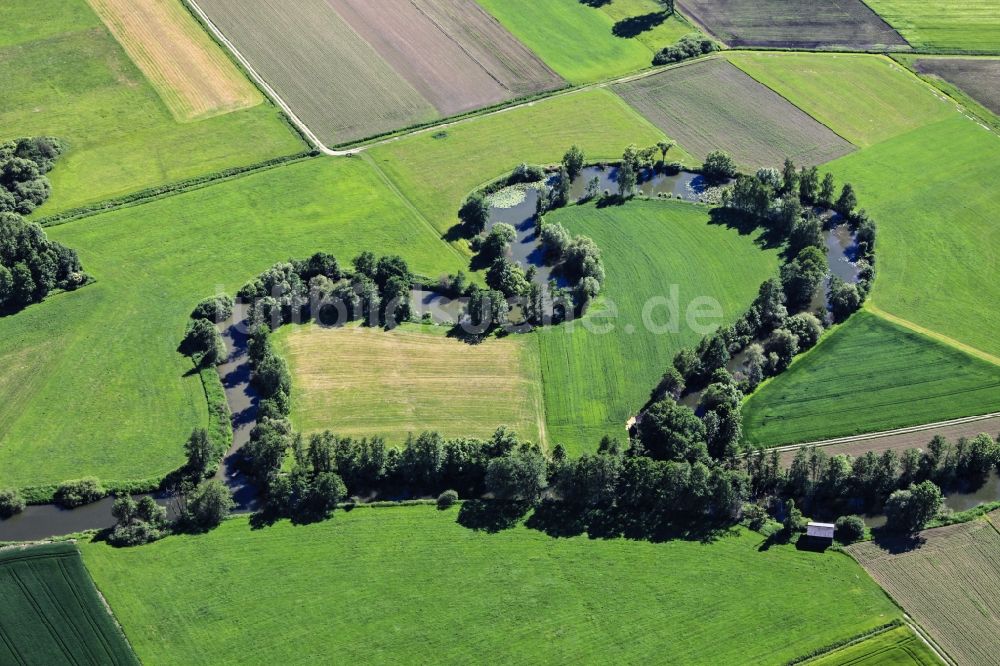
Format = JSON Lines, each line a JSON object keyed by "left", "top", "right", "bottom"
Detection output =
{"left": 457, "top": 499, "right": 531, "bottom": 533}
{"left": 612, "top": 12, "right": 669, "bottom": 38}
{"left": 708, "top": 207, "right": 785, "bottom": 251}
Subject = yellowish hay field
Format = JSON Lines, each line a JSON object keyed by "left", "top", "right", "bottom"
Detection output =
{"left": 275, "top": 323, "right": 547, "bottom": 446}
{"left": 86, "top": 0, "right": 261, "bottom": 120}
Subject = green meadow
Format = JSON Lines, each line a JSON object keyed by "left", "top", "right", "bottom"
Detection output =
{"left": 0, "top": 543, "right": 137, "bottom": 665}
{"left": 743, "top": 311, "right": 1000, "bottom": 447}
{"left": 864, "top": 0, "right": 1000, "bottom": 53}
{"left": 367, "top": 88, "right": 677, "bottom": 239}
{"left": 475, "top": 0, "right": 656, "bottom": 84}
{"left": 0, "top": 158, "right": 467, "bottom": 489}
{"left": 827, "top": 116, "right": 1000, "bottom": 360}
{"left": 728, "top": 52, "right": 956, "bottom": 147}
{"left": 540, "top": 199, "right": 778, "bottom": 452}
{"left": 0, "top": 0, "right": 303, "bottom": 216}
{"left": 82, "top": 505, "right": 900, "bottom": 665}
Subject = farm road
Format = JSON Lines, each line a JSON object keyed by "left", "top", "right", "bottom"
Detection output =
{"left": 773, "top": 413, "right": 1000, "bottom": 466}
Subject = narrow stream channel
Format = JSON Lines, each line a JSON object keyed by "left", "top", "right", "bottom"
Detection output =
{"left": 0, "top": 311, "right": 258, "bottom": 541}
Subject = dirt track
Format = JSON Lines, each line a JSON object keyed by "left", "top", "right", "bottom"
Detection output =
{"left": 776, "top": 414, "right": 1000, "bottom": 466}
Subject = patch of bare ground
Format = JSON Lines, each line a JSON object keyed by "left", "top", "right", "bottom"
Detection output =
{"left": 86, "top": 0, "right": 261, "bottom": 121}
{"left": 913, "top": 58, "right": 1000, "bottom": 116}
{"left": 778, "top": 416, "right": 1000, "bottom": 467}
{"left": 612, "top": 59, "right": 855, "bottom": 168}
{"left": 677, "top": 0, "right": 909, "bottom": 49}
{"left": 326, "top": 0, "right": 562, "bottom": 117}
{"left": 195, "top": 0, "right": 436, "bottom": 145}
{"left": 848, "top": 518, "right": 1000, "bottom": 665}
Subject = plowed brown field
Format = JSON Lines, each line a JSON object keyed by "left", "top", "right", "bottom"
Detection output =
{"left": 848, "top": 517, "right": 1000, "bottom": 665}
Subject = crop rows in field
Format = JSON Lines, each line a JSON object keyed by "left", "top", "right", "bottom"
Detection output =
{"left": 676, "top": 0, "right": 908, "bottom": 49}
{"left": 613, "top": 59, "right": 855, "bottom": 168}
{"left": 0, "top": 543, "right": 137, "bottom": 665}
{"left": 743, "top": 311, "right": 1000, "bottom": 447}
{"left": 86, "top": 0, "right": 261, "bottom": 121}
{"left": 913, "top": 58, "right": 1000, "bottom": 115}
{"left": 196, "top": 0, "right": 562, "bottom": 146}
{"left": 848, "top": 516, "right": 1000, "bottom": 665}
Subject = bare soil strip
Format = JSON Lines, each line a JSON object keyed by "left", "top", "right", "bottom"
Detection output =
{"left": 848, "top": 518, "right": 1000, "bottom": 665}
{"left": 776, "top": 414, "right": 1000, "bottom": 466}
{"left": 913, "top": 58, "right": 1000, "bottom": 116}
{"left": 194, "top": 0, "right": 436, "bottom": 145}
{"left": 676, "top": 0, "right": 908, "bottom": 49}
{"left": 86, "top": 0, "right": 261, "bottom": 121}
{"left": 613, "top": 58, "right": 855, "bottom": 168}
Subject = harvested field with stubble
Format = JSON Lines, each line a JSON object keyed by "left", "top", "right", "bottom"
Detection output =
{"left": 848, "top": 515, "right": 1000, "bottom": 666}
{"left": 613, "top": 59, "right": 855, "bottom": 168}
{"left": 86, "top": 0, "right": 261, "bottom": 121}
{"left": 913, "top": 58, "right": 1000, "bottom": 115}
{"left": 677, "top": 0, "right": 908, "bottom": 49}
{"left": 274, "top": 323, "right": 546, "bottom": 446}
{"left": 328, "top": 0, "right": 562, "bottom": 117}
{"left": 195, "top": 0, "right": 436, "bottom": 145}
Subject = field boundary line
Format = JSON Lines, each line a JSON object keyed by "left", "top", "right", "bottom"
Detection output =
{"left": 904, "top": 617, "right": 956, "bottom": 666}
{"left": 767, "top": 412, "right": 1000, "bottom": 454}
{"left": 358, "top": 153, "right": 468, "bottom": 267}
{"left": 866, "top": 303, "right": 1000, "bottom": 367}
{"left": 183, "top": 0, "right": 341, "bottom": 155}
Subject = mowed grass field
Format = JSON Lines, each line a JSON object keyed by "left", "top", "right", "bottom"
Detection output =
{"left": 0, "top": 0, "right": 303, "bottom": 215}
{"left": 86, "top": 0, "right": 261, "bottom": 120}
{"left": 0, "top": 543, "right": 137, "bottom": 665}
{"left": 743, "top": 311, "right": 1000, "bottom": 447}
{"left": 274, "top": 323, "right": 546, "bottom": 446}
{"left": 540, "top": 199, "right": 779, "bottom": 452}
{"left": 592, "top": 0, "right": 695, "bottom": 52}
{"left": 847, "top": 513, "right": 1000, "bottom": 666}
{"left": 728, "top": 52, "right": 956, "bottom": 147}
{"left": 864, "top": 0, "right": 1000, "bottom": 53}
{"left": 475, "top": 0, "right": 656, "bottom": 84}
{"left": 368, "top": 89, "right": 675, "bottom": 239}
{"left": 676, "top": 0, "right": 907, "bottom": 49}
{"left": 827, "top": 116, "right": 1000, "bottom": 360}
{"left": 811, "top": 626, "right": 942, "bottom": 666}
{"left": 82, "top": 505, "right": 901, "bottom": 665}
{"left": 0, "top": 158, "right": 468, "bottom": 490}
{"left": 613, "top": 58, "right": 855, "bottom": 168}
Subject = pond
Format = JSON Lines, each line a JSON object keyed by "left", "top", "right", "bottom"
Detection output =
{"left": 570, "top": 165, "right": 722, "bottom": 203}
{"left": 863, "top": 470, "right": 1000, "bottom": 529}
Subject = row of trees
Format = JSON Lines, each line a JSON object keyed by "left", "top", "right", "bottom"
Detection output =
{"left": 0, "top": 137, "right": 62, "bottom": 215}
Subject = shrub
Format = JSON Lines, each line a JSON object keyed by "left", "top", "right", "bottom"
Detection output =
{"left": 191, "top": 294, "right": 234, "bottom": 323}
{"left": 185, "top": 480, "right": 235, "bottom": 530}
{"left": 702, "top": 150, "right": 736, "bottom": 183}
{"left": 835, "top": 515, "right": 865, "bottom": 543}
{"left": 437, "top": 489, "right": 459, "bottom": 510}
{"left": 0, "top": 488, "right": 25, "bottom": 518}
{"left": 107, "top": 495, "right": 168, "bottom": 547}
{"left": 181, "top": 318, "right": 227, "bottom": 366}
{"left": 55, "top": 477, "right": 105, "bottom": 508}
{"left": 508, "top": 163, "right": 545, "bottom": 185}
{"left": 652, "top": 34, "right": 717, "bottom": 66}
{"left": 785, "top": 313, "right": 824, "bottom": 350}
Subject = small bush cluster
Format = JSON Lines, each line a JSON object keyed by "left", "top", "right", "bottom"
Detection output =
{"left": 0, "top": 137, "right": 62, "bottom": 215}
{"left": 54, "top": 477, "right": 105, "bottom": 508}
{"left": 652, "top": 34, "right": 718, "bottom": 66}
{"left": 107, "top": 495, "right": 168, "bottom": 547}
{"left": 0, "top": 488, "right": 26, "bottom": 518}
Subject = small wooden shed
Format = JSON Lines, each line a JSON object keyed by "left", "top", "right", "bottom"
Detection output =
{"left": 806, "top": 522, "right": 835, "bottom": 544}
